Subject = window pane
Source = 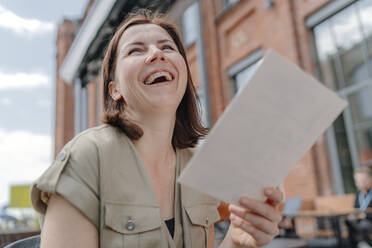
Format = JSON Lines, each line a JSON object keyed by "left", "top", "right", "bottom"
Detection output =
{"left": 347, "top": 82, "right": 372, "bottom": 167}
{"left": 358, "top": 0, "right": 372, "bottom": 38}
{"left": 196, "top": 90, "right": 209, "bottom": 128}
{"left": 331, "top": 4, "right": 365, "bottom": 88}
{"left": 313, "top": 21, "right": 339, "bottom": 90}
{"left": 314, "top": 20, "right": 337, "bottom": 61}
{"left": 357, "top": 0, "right": 372, "bottom": 78}
{"left": 351, "top": 59, "right": 372, "bottom": 111}
{"left": 333, "top": 114, "right": 355, "bottom": 193}
{"left": 332, "top": 5, "right": 363, "bottom": 51}
{"left": 182, "top": 3, "right": 199, "bottom": 46}
{"left": 234, "top": 60, "right": 261, "bottom": 94}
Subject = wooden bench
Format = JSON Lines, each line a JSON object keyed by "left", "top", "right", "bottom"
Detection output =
{"left": 314, "top": 194, "right": 355, "bottom": 213}
{"left": 294, "top": 194, "right": 355, "bottom": 238}
{"left": 313, "top": 194, "right": 355, "bottom": 238}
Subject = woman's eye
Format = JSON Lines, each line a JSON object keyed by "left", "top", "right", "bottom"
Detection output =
{"left": 128, "top": 48, "right": 142, "bottom": 55}
{"left": 162, "top": 45, "right": 174, "bottom": 51}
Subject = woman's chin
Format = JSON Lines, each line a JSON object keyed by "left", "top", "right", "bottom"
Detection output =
{"left": 145, "top": 96, "right": 182, "bottom": 112}
{"left": 141, "top": 88, "right": 185, "bottom": 111}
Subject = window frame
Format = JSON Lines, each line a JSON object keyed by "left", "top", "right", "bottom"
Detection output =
{"left": 181, "top": 2, "right": 199, "bottom": 48}
{"left": 228, "top": 49, "right": 263, "bottom": 95}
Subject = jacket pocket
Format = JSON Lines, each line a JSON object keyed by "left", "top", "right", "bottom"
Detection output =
{"left": 104, "top": 202, "right": 163, "bottom": 248}
{"left": 185, "top": 204, "right": 221, "bottom": 247}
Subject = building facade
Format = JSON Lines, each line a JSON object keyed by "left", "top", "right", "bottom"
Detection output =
{"left": 55, "top": 0, "right": 372, "bottom": 201}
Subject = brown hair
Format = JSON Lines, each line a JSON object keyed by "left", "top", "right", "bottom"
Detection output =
{"left": 101, "top": 10, "right": 208, "bottom": 148}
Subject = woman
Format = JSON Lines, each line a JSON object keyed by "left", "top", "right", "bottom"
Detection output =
{"left": 31, "top": 11, "right": 283, "bottom": 248}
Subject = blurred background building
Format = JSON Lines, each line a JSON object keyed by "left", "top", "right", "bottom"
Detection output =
{"left": 56, "top": 0, "right": 372, "bottom": 200}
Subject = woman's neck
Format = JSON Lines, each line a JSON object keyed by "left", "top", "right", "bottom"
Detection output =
{"left": 131, "top": 114, "right": 176, "bottom": 168}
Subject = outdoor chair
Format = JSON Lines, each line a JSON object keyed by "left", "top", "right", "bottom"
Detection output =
{"left": 4, "top": 235, "right": 40, "bottom": 248}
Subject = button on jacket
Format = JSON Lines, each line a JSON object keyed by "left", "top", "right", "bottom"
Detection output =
{"left": 31, "top": 124, "right": 220, "bottom": 247}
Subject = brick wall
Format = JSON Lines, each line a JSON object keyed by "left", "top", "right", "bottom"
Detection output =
{"left": 200, "top": 0, "right": 335, "bottom": 198}
{"left": 55, "top": 20, "right": 75, "bottom": 157}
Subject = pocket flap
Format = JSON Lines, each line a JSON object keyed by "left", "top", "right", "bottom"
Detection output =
{"left": 185, "top": 204, "right": 220, "bottom": 227}
{"left": 104, "top": 202, "right": 161, "bottom": 234}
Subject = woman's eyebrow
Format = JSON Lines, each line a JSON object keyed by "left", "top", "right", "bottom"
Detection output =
{"left": 127, "top": 41, "right": 145, "bottom": 47}
{"left": 158, "top": 39, "right": 173, "bottom": 44}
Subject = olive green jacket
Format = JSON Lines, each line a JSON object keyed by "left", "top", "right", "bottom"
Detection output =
{"left": 31, "top": 124, "right": 220, "bottom": 247}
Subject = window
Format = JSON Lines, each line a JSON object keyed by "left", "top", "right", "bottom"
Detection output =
{"left": 228, "top": 49, "right": 263, "bottom": 95}
{"left": 181, "top": 2, "right": 199, "bottom": 47}
{"left": 196, "top": 89, "right": 209, "bottom": 128}
{"left": 312, "top": 0, "right": 372, "bottom": 193}
{"left": 181, "top": 2, "right": 210, "bottom": 127}
{"left": 234, "top": 61, "right": 261, "bottom": 93}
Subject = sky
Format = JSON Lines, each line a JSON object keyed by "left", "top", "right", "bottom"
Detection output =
{"left": 0, "top": 0, "right": 88, "bottom": 208}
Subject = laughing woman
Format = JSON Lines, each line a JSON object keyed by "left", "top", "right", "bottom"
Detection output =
{"left": 31, "top": 11, "right": 283, "bottom": 248}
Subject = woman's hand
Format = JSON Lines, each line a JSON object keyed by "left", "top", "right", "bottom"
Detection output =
{"left": 228, "top": 187, "right": 283, "bottom": 247}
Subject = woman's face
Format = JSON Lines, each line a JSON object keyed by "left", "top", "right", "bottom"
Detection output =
{"left": 111, "top": 24, "right": 188, "bottom": 115}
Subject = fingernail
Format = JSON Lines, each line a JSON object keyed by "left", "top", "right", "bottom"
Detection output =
{"left": 230, "top": 204, "right": 240, "bottom": 212}
{"left": 265, "top": 189, "right": 273, "bottom": 195}
{"left": 240, "top": 198, "right": 249, "bottom": 206}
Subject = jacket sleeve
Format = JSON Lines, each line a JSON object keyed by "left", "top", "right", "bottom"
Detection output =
{"left": 31, "top": 134, "right": 100, "bottom": 228}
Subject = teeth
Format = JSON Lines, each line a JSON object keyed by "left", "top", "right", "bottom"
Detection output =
{"left": 145, "top": 71, "right": 172, "bottom": 85}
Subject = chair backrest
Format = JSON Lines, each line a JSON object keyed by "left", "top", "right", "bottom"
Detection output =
{"left": 4, "top": 235, "right": 40, "bottom": 248}
{"left": 282, "top": 196, "right": 302, "bottom": 216}
{"left": 315, "top": 194, "right": 355, "bottom": 212}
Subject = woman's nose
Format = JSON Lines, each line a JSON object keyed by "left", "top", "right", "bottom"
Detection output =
{"left": 145, "top": 47, "right": 166, "bottom": 64}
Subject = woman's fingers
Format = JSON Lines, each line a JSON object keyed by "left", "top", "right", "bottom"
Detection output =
{"left": 238, "top": 197, "right": 282, "bottom": 223}
{"left": 264, "top": 187, "right": 283, "bottom": 207}
{"left": 229, "top": 205, "right": 279, "bottom": 235}
{"left": 230, "top": 213, "right": 273, "bottom": 245}
{"left": 228, "top": 189, "right": 283, "bottom": 246}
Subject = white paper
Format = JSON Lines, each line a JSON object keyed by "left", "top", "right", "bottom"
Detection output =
{"left": 178, "top": 50, "right": 347, "bottom": 205}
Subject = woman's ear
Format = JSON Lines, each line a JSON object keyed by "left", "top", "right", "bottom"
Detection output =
{"left": 108, "top": 81, "right": 121, "bottom": 101}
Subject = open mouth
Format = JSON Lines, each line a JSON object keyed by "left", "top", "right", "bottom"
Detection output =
{"left": 144, "top": 71, "right": 174, "bottom": 85}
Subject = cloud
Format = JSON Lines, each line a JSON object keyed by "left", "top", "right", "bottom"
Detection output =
{"left": 36, "top": 98, "right": 52, "bottom": 108}
{"left": 0, "top": 129, "right": 52, "bottom": 207}
{"left": 0, "top": 71, "right": 49, "bottom": 90}
{"left": 0, "top": 97, "right": 11, "bottom": 106}
{"left": 0, "top": 4, "right": 54, "bottom": 36}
